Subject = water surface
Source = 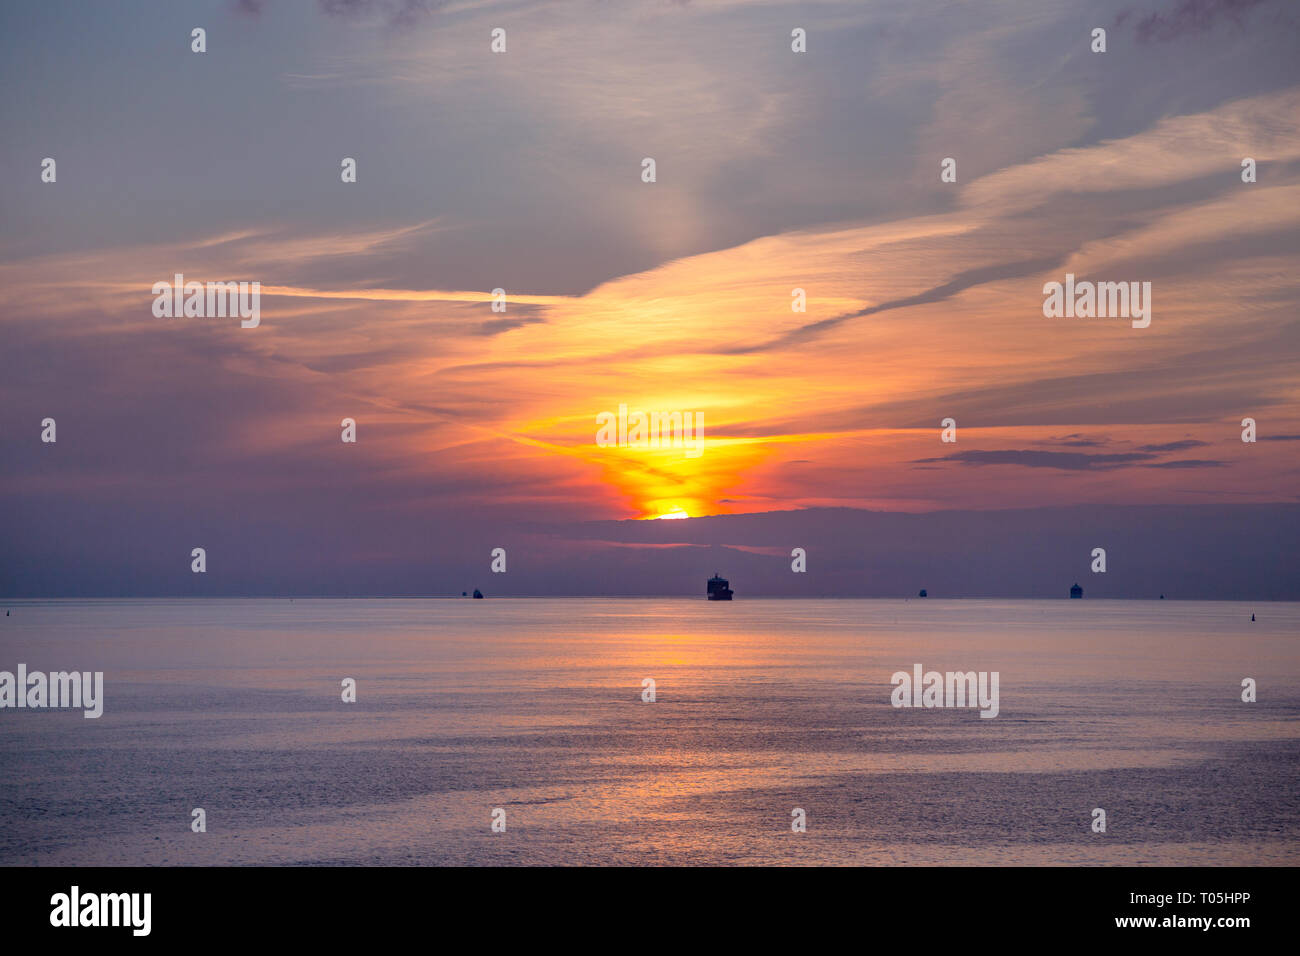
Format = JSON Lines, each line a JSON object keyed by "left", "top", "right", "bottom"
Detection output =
{"left": 1, "top": 598, "right": 1296, "bottom": 865}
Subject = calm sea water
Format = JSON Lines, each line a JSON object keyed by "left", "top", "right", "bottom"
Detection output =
{"left": 0, "top": 598, "right": 1296, "bottom": 866}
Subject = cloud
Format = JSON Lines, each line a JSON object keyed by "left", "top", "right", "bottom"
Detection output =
{"left": 1046, "top": 436, "right": 1111, "bottom": 448}
{"left": 1129, "top": 0, "right": 1271, "bottom": 44}
{"left": 475, "top": 316, "right": 546, "bottom": 336}
{"left": 912, "top": 450, "right": 1157, "bottom": 471}
{"left": 1138, "top": 440, "right": 1210, "bottom": 452}
{"left": 316, "top": 0, "right": 445, "bottom": 26}
{"left": 719, "top": 255, "right": 1065, "bottom": 355}
{"left": 959, "top": 89, "right": 1300, "bottom": 217}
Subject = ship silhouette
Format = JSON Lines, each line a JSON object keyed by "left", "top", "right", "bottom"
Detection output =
{"left": 1070, "top": 582, "right": 1083, "bottom": 599}
{"left": 707, "top": 574, "right": 733, "bottom": 601}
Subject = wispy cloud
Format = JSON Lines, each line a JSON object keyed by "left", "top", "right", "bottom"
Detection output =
{"left": 1138, "top": 440, "right": 1210, "bottom": 452}
{"left": 913, "top": 450, "right": 1158, "bottom": 471}
{"left": 1128, "top": 0, "right": 1272, "bottom": 44}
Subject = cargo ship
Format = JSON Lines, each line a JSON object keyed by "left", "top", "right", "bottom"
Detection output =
{"left": 707, "top": 574, "right": 733, "bottom": 601}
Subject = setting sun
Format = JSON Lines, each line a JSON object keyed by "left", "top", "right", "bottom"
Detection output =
{"left": 652, "top": 507, "right": 691, "bottom": 520}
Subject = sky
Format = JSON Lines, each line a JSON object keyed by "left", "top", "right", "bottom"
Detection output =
{"left": 1, "top": 0, "right": 1298, "bottom": 596}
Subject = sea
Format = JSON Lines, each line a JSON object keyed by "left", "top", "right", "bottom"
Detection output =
{"left": 1, "top": 598, "right": 1296, "bottom": 866}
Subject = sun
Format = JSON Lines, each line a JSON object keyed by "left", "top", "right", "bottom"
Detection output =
{"left": 653, "top": 507, "right": 691, "bottom": 520}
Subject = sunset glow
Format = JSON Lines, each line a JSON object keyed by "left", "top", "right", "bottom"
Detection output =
{"left": 2, "top": 0, "right": 1296, "bottom": 597}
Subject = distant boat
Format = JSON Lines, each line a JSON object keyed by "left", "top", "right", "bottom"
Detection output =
{"left": 918, "top": 589, "right": 928, "bottom": 598}
{"left": 473, "top": 589, "right": 484, "bottom": 599}
{"left": 707, "top": 574, "right": 733, "bottom": 601}
{"left": 1070, "top": 583, "right": 1083, "bottom": 599}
